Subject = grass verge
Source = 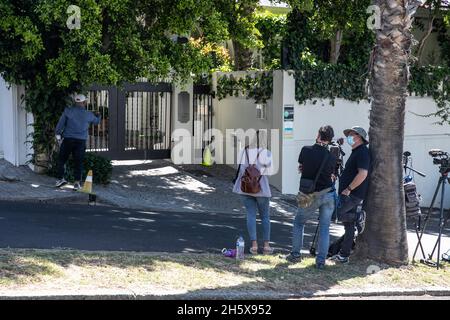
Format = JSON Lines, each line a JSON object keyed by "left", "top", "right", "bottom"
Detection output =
{"left": 0, "top": 248, "right": 449, "bottom": 297}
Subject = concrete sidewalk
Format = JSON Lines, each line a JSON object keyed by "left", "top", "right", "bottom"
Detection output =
{"left": 0, "top": 159, "right": 297, "bottom": 215}
{"left": 0, "top": 160, "right": 87, "bottom": 204}
{"left": 95, "top": 160, "right": 297, "bottom": 215}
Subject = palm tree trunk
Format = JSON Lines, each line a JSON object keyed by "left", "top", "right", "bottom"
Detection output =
{"left": 355, "top": 0, "right": 421, "bottom": 265}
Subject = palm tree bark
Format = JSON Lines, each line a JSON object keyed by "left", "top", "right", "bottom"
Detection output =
{"left": 355, "top": 0, "right": 421, "bottom": 265}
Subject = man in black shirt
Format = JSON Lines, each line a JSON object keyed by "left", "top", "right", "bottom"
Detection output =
{"left": 331, "top": 126, "right": 370, "bottom": 264}
{"left": 284, "top": 125, "right": 337, "bottom": 270}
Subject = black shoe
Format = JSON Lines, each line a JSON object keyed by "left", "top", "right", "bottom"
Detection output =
{"left": 282, "top": 253, "right": 302, "bottom": 263}
{"left": 315, "top": 263, "right": 325, "bottom": 270}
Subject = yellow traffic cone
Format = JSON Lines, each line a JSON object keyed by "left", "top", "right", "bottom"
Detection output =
{"left": 80, "top": 170, "right": 93, "bottom": 194}
{"left": 202, "top": 146, "right": 213, "bottom": 166}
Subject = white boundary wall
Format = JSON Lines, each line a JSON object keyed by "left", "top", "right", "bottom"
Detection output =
{"left": 0, "top": 77, "right": 33, "bottom": 166}
{"left": 213, "top": 70, "right": 450, "bottom": 208}
{"left": 279, "top": 71, "right": 450, "bottom": 208}
{"left": 213, "top": 71, "right": 283, "bottom": 189}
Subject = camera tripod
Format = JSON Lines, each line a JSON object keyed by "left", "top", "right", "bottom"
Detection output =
{"left": 412, "top": 171, "right": 449, "bottom": 269}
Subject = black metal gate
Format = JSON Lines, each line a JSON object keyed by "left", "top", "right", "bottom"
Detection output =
{"left": 193, "top": 85, "right": 214, "bottom": 153}
{"left": 86, "top": 83, "right": 172, "bottom": 160}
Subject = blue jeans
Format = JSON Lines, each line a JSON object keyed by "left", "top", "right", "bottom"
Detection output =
{"left": 292, "top": 191, "right": 335, "bottom": 265}
{"left": 240, "top": 195, "right": 271, "bottom": 242}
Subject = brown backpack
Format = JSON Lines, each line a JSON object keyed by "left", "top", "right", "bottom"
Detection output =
{"left": 240, "top": 148, "right": 262, "bottom": 194}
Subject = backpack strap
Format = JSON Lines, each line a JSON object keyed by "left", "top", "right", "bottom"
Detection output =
{"left": 244, "top": 147, "right": 264, "bottom": 166}
{"left": 312, "top": 151, "right": 331, "bottom": 191}
{"left": 245, "top": 147, "right": 250, "bottom": 165}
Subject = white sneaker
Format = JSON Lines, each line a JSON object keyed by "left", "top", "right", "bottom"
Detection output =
{"left": 55, "top": 179, "right": 67, "bottom": 188}
{"left": 330, "top": 254, "right": 349, "bottom": 264}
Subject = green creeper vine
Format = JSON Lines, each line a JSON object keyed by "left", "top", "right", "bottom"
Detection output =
{"left": 1, "top": 0, "right": 233, "bottom": 170}
{"left": 409, "top": 65, "right": 450, "bottom": 125}
{"left": 294, "top": 63, "right": 368, "bottom": 105}
{"left": 216, "top": 65, "right": 449, "bottom": 125}
{"left": 216, "top": 72, "right": 273, "bottom": 103}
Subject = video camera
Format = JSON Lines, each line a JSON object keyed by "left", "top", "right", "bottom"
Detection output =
{"left": 429, "top": 149, "right": 450, "bottom": 174}
{"left": 329, "top": 138, "right": 345, "bottom": 176}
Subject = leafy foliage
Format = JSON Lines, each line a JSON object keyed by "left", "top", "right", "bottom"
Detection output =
{"left": 216, "top": 72, "right": 273, "bottom": 103}
{"left": 283, "top": 0, "right": 372, "bottom": 64}
{"left": 214, "top": 0, "right": 262, "bottom": 70}
{"left": 408, "top": 65, "right": 450, "bottom": 124}
{"left": 215, "top": 0, "right": 261, "bottom": 50}
{"left": 0, "top": 0, "right": 230, "bottom": 166}
{"left": 294, "top": 63, "right": 368, "bottom": 105}
{"left": 436, "top": 10, "right": 450, "bottom": 68}
{"left": 255, "top": 11, "right": 287, "bottom": 69}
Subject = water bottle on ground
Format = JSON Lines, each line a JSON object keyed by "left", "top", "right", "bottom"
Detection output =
{"left": 236, "top": 236, "right": 245, "bottom": 261}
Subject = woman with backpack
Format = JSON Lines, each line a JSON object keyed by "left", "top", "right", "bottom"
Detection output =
{"left": 232, "top": 130, "right": 274, "bottom": 255}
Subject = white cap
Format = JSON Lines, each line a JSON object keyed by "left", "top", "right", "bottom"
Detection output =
{"left": 74, "top": 94, "right": 87, "bottom": 103}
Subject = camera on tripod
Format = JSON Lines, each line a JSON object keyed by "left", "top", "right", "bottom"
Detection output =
{"left": 413, "top": 149, "right": 450, "bottom": 269}
{"left": 329, "top": 138, "right": 345, "bottom": 175}
{"left": 429, "top": 149, "right": 450, "bottom": 174}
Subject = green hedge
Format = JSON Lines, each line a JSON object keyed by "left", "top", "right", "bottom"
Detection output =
{"left": 217, "top": 72, "right": 273, "bottom": 103}
{"left": 48, "top": 152, "right": 113, "bottom": 185}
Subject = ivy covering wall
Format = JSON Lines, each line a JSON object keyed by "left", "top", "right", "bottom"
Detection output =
{"left": 216, "top": 72, "right": 273, "bottom": 103}
{"left": 216, "top": 65, "right": 449, "bottom": 124}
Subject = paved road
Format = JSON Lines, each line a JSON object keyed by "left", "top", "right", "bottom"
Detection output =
{"left": 0, "top": 200, "right": 297, "bottom": 253}
{"left": 0, "top": 200, "right": 448, "bottom": 259}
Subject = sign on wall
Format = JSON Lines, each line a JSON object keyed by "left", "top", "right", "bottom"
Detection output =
{"left": 283, "top": 104, "right": 294, "bottom": 140}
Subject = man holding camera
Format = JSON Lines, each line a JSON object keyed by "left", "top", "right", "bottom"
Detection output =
{"left": 331, "top": 126, "right": 370, "bottom": 264}
{"left": 284, "top": 125, "right": 337, "bottom": 270}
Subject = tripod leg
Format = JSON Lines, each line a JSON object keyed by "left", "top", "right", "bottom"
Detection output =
{"left": 334, "top": 192, "right": 339, "bottom": 223}
{"left": 413, "top": 177, "right": 443, "bottom": 261}
{"left": 429, "top": 178, "right": 446, "bottom": 269}
{"left": 310, "top": 221, "right": 319, "bottom": 255}
{"left": 415, "top": 221, "right": 427, "bottom": 259}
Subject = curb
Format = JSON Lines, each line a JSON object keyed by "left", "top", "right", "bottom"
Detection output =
{"left": 1, "top": 288, "right": 450, "bottom": 300}
{"left": 0, "top": 195, "right": 90, "bottom": 205}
